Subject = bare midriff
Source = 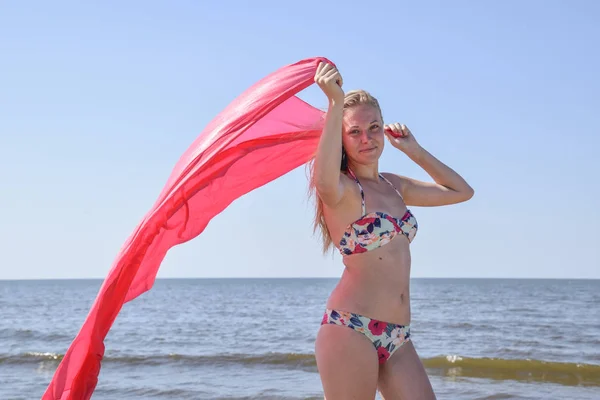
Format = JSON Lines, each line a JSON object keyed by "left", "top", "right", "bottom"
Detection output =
{"left": 326, "top": 237, "right": 412, "bottom": 326}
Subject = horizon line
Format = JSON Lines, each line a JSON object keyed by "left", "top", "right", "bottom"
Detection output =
{"left": 0, "top": 276, "right": 598, "bottom": 281}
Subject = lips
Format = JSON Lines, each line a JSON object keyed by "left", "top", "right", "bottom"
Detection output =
{"left": 359, "top": 147, "right": 377, "bottom": 153}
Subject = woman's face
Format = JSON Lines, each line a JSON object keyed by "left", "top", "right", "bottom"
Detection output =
{"left": 342, "top": 104, "right": 384, "bottom": 166}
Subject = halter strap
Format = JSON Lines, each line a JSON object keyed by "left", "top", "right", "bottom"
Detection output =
{"left": 378, "top": 173, "right": 404, "bottom": 200}
{"left": 346, "top": 168, "right": 404, "bottom": 216}
{"left": 346, "top": 168, "right": 366, "bottom": 215}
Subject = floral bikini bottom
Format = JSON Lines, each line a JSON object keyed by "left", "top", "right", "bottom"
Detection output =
{"left": 321, "top": 308, "right": 411, "bottom": 364}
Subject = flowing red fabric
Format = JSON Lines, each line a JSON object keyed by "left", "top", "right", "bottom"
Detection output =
{"left": 42, "top": 56, "right": 332, "bottom": 400}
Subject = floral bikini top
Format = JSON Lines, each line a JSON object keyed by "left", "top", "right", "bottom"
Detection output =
{"left": 338, "top": 169, "right": 418, "bottom": 256}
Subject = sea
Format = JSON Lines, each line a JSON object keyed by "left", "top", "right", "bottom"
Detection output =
{"left": 1, "top": 278, "right": 599, "bottom": 399}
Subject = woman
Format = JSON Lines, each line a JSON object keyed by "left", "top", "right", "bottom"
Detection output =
{"left": 310, "top": 62, "right": 474, "bottom": 399}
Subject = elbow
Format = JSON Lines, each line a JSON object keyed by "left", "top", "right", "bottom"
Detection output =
{"left": 463, "top": 185, "right": 475, "bottom": 201}
{"left": 451, "top": 183, "right": 474, "bottom": 203}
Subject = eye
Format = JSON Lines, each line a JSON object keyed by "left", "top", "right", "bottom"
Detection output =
{"left": 370, "top": 124, "right": 380, "bottom": 131}
{"left": 350, "top": 129, "right": 360, "bottom": 134}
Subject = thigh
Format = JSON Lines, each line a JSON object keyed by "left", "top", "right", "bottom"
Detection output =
{"left": 377, "top": 340, "right": 436, "bottom": 400}
{"left": 315, "top": 323, "right": 380, "bottom": 400}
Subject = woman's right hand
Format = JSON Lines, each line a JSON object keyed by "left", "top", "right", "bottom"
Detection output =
{"left": 314, "top": 62, "right": 344, "bottom": 104}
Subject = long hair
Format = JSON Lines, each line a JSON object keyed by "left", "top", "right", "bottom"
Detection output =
{"left": 307, "top": 89, "right": 383, "bottom": 254}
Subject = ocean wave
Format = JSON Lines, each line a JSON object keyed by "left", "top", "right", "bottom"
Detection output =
{"left": 0, "top": 327, "right": 70, "bottom": 341}
{"left": 4, "top": 351, "right": 599, "bottom": 386}
{"left": 0, "top": 351, "right": 316, "bottom": 368}
{"left": 424, "top": 354, "right": 600, "bottom": 387}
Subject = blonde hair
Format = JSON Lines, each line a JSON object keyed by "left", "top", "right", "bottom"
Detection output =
{"left": 307, "top": 89, "right": 383, "bottom": 254}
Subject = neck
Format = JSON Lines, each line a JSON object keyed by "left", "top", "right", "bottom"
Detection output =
{"left": 347, "top": 162, "right": 380, "bottom": 182}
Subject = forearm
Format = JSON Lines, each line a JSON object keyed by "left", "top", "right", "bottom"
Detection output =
{"left": 313, "top": 100, "right": 344, "bottom": 194}
{"left": 408, "top": 146, "right": 474, "bottom": 195}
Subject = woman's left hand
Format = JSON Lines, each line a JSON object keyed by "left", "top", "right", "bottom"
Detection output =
{"left": 384, "top": 123, "right": 422, "bottom": 156}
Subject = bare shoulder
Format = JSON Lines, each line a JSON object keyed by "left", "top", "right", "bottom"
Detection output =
{"left": 380, "top": 172, "right": 410, "bottom": 193}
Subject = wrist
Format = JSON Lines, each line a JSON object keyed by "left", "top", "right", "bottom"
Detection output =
{"left": 328, "top": 97, "right": 344, "bottom": 109}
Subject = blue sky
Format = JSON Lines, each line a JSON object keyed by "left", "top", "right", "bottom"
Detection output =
{"left": 1, "top": 1, "right": 598, "bottom": 280}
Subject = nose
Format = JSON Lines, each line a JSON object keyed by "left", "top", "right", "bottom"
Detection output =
{"left": 360, "top": 130, "right": 370, "bottom": 143}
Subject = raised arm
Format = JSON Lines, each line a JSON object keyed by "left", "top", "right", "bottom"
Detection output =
{"left": 312, "top": 63, "right": 349, "bottom": 207}
{"left": 384, "top": 123, "right": 474, "bottom": 207}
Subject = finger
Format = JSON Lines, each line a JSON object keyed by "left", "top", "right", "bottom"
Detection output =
{"left": 322, "top": 67, "right": 339, "bottom": 81}
{"left": 333, "top": 72, "right": 343, "bottom": 87}
{"left": 385, "top": 126, "right": 400, "bottom": 138}
{"left": 394, "top": 123, "right": 403, "bottom": 136}
{"left": 323, "top": 69, "right": 342, "bottom": 86}
{"left": 392, "top": 123, "right": 402, "bottom": 136}
{"left": 314, "top": 63, "right": 324, "bottom": 82}
{"left": 315, "top": 62, "right": 324, "bottom": 76}
{"left": 401, "top": 124, "right": 409, "bottom": 137}
{"left": 315, "top": 63, "right": 332, "bottom": 81}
